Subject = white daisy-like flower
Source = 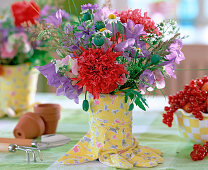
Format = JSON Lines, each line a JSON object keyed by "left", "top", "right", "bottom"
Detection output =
{"left": 105, "top": 14, "right": 120, "bottom": 24}
{"left": 96, "top": 28, "right": 112, "bottom": 35}
{"left": 0, "top": 14, "right": 7, "bottom": 23}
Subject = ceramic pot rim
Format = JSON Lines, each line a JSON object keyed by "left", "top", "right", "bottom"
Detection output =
{"left": 177, "top": 109, "right": 208, "bottom": 119}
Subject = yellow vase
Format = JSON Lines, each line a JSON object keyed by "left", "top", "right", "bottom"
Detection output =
{"left": 58, "top": 93, "right": 163, "bottom": 169}
{"left": 0, "top": 64, "right": 39, "bottom": 117}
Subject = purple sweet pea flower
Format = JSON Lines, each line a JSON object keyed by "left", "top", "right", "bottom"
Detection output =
{"left": 56, "top": 73, "right": 82, "bottom": 104}
{"left": 166, "top": 39, "right": 185, "bottom": 64}
{"left": 164, "top": 63, "right": 176, "bottom": 79}
{"left": 81, "top": 3, "right": 99, "bottom": 11}
{"left": 44, "top": 9, "right": 70, "bottom": 28}
{"left": 35, "top": 63, "right": 62, "bottom": 88}
{"left": 124, "top": 19, "right": 146, "bottom": 40}
{"left": 139, "top": 69, "right": 155, "bottom": 88}
{"left": 35, "top": 63, "right": 82, "bottom": 103}
{"left": 40, "top": 5, "right": 56, "bottom": 16}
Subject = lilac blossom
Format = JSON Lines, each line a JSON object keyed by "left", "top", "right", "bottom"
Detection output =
{"left": 62, "top": 24, "right": 81, "bottom": 51}
{"left": 101, "top": 38, "right": 113, "bottom": 52}
{"left": 124, "top": 19, "right": 146, "bottom": 40}
{"left": 35, "top": 63, "right": 82, "bottom": 103}
{"left": 93, "top": 9, "right": 103, "bottom": 22}
{"left": 81, "top": 3, "right": 99, "bottom": 11}
{"left": 166, "top": 39, "right": 185, "bottom": 64}
{"left": 136, "top": 41, "right": 150, "bottom": 58}
{"left": 114, "top": 39, "right": 150, "bottom": 60}
{"left": 164, "top": 63, "right": 176, "bottom": 79}
{"left": 139, "top": 69, "right": 155, "bottom": 89}
{"left": 0, "top": 28, "right": 8, "bottom": 43}
{"left": 65, "top": 24, "right": 73, "bottom": 34}
{"left": 114, "top": 38, "right": 135, "bottom": 60}
{"left": 74, "top": 22, "right": 95, "bottom": 47}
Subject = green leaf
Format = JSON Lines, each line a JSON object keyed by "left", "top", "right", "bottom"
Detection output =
{"left": 125, "top": 95, "right": 128, "bottom": 103}
{"left": 82, "top": 100, "right": 89, "bottom": 112}
{"left": 129, "top": 103, "right": 134, "bottom": 111}
{"left": 116, "top": 22, "right": 125, "bottom": 34}
{"left": 135, "top": 98, "right": 146, "bottom": 111}
{"left": 129, "top": 93, "right": 134, "bottom": 100}
{"left": 140, "top": 97, "right": 148, "bottom": 107}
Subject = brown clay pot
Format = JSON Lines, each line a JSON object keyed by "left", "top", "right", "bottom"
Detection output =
{"left": 13, "top": 112, "right": 45, "bottom": 139}
{"left": 34, "top": 104, "right": 61, "bottom": 134}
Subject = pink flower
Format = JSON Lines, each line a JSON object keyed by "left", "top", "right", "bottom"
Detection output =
{"left": 94, "top": 99, "right": 100, "bottom": 105}
{"left": 126, "top": 132, "right": 130, "bottom": 138}
{"left": 96, "top": 142, "right": 102, "bottom": 148}
{"left": 62, "top": 55, "right": 70, "bottom": 65}
{"left": 72, "top": 145, "right": 80, "bottom": 153}
{"left": 7, "top": 32, "right": 31, "bottom": 54}
{"left": 153, "top": 69, "right": 165, "bottom": 89}
{"left": 71, "top": 59, "right": 79, "bottom": 76}
{"left": 0, "top": 42, "right": 16, "bottom": 59}
{"left": 117, "top": 73, "right": 127, "bottom": 85}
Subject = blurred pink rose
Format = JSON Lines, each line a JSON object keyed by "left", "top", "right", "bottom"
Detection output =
{"left": 0, "top": 42, "right": 16, "bottom": 59}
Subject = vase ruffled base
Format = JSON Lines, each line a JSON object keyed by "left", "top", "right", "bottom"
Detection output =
{"left": 58, "top": 94, "right": 163, "bottom": 169}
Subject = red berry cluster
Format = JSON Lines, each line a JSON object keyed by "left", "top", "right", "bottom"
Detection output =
{"left": 162, "top": 76, "right": 208, "bottom": 127}
{"left": 190, "top": 143, "right": 208, "bottom": 161}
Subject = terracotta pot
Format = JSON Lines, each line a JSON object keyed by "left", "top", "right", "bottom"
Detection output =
{"left": 13, "top": 112, "right": 45, "bottom": 139}
{"left": 34, "top": 104, "right": 61, "bottom": 134}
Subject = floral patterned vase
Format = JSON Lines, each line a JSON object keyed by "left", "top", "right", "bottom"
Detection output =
{"left": 58, "top": 93, "right": 163, "bottom": 169}
{"left": 0, "top": 64, "right": 39, "bottom": 117}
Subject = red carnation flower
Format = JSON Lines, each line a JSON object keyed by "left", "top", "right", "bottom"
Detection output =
{"left": 116, "top": 9, "right": 161, "bottom": 36}
{"left": 11, "top": 0, "right": 40, "bottom": 27}
{"left": 72, "top": 47, "right": 128, "bottom": 99}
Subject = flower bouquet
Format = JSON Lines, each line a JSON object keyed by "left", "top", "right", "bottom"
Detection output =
{"left": 0, "top": 1, "right": 63, "bottom": 117}
{"left": 32, "top": 2, "right": 186, "bottom": 169}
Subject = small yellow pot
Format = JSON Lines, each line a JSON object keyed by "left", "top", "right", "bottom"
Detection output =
{"left": 175, "top": 109, "right": 208, "bottom": 143}
{"left": 0, "top": 64, "right": 39, "bottom": 117}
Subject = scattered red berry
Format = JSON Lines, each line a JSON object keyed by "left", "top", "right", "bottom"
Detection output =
{"left": 190, "top": 143, "right": 208, "bottom": 161}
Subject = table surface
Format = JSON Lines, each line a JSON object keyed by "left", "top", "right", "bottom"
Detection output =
{"left": 0, "top": 93, "right": 207, "bottom": 170}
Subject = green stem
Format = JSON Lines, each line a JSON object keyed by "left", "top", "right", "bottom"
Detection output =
{"left": 85, "top": 91, "right": 87, "bottom": 100}
{"left": 112, "top": 23, "right": 115, "bottom": 44}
